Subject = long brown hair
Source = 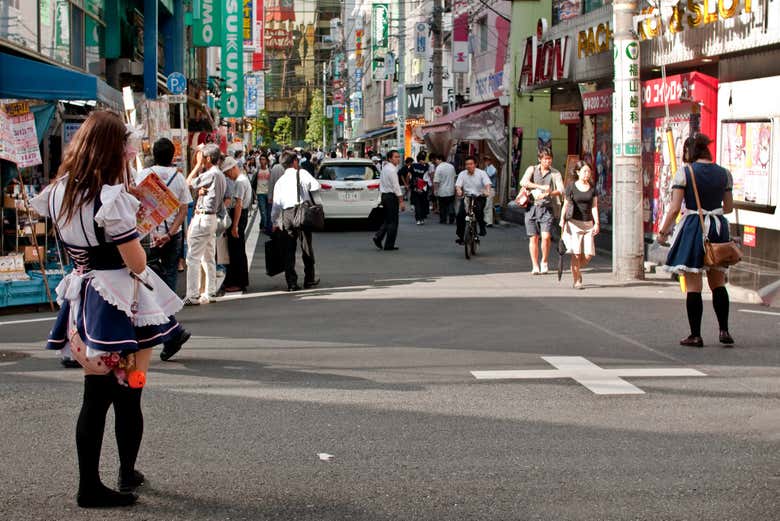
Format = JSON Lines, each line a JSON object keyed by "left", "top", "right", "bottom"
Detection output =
{"left": 56, "top": 111, "right": 128, "bottom": 223}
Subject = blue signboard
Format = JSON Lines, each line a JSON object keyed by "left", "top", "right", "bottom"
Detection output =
{"left": 167, "top": 72, "right": 187, "bottom": 94}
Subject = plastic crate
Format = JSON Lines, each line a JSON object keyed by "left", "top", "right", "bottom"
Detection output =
{"left": 5, "top": 278, "right": 45, "bottom": 306}
{"left": 0, "top": 281, "right": 8, "bottom": 308}
{"left": 27, "top": 271, "right": 64, "bottom": 301}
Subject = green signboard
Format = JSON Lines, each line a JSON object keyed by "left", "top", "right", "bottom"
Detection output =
{"left": 193, "top": 0, "right": 222, "bottom": 47}
{"left": 221, "top": 0, "right": 244, "bottom": 117}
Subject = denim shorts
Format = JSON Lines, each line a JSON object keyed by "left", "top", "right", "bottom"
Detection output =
{"left": 524, "top": 204, "right": 554, "bottom": 236}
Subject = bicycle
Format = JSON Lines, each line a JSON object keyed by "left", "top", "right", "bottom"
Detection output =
{"left": 463, "top": 195, "right": 480, "bottom": 259}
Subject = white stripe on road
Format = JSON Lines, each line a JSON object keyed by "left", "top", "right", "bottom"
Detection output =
{"left": 738, "top": 309, "right": 780, "bottom": 317}
{"left": 0, "top": 316, "right": 56, "bottom": 326}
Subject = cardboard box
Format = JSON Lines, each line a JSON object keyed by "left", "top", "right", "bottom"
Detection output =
{"left": 3, "top": 194, "right": 15, "bottom": 208}
{"left": 23, "top": 246, "right": 45, "bottom": 263}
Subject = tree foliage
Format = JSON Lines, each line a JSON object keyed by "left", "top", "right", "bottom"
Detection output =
{"left": 305, "top": 90, "right": 326, "bottom": 147}
{"left": 273, "top": 116, "right": 293, "bottom": 146}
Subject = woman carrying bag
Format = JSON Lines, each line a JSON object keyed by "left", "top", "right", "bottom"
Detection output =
{"left": 658, "top": 134, "right": 736, "bottom": 348}
{"left": 559, "top": 161, "right": 600, "bottom": 289}
{"left": 31, "top": 111, "right": 184, "bottom": 508}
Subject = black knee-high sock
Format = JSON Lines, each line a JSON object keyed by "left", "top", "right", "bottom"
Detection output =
{"left": 712, "top": 286, "right": 730, "bottom": 332}
{"left": 76, "top": 375, "right": 114, "bottom": 492}
{"left": 686, "top": 292, "right": 703, "bottom": 337}
{"left": 114, "top": 386, "right": 143, "bottom": 478}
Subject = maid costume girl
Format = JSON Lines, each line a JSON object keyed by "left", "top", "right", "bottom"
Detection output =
{"left": 663, "top": 162, "right": 733, "bottom": 274}
{"left": 31, "top": 176, "right": 184, "bottom": 368}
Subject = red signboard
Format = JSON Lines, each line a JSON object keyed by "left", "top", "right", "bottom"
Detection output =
{"left": 641, "top": 72, "right": 719, "bottom": 109}
{"left": 582, "top": 89, "right": 613, "bottom": 115}
{"left": 252, "top": 0, "right": 264, "bottom": 70}
{"left": 560, "top": 110, "right": 580, "bottom": 124}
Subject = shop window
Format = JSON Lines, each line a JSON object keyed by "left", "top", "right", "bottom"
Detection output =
{"left": 0, "top": 0, "right": 39, "bottom": 51}
{"left": 70, "top": 4, "right": 84, "bottom": 68}
{"left": 478, "top": 16, "right": 488, "bottom": 53}
{"left": 84, "top": 0, "right": 103, "bottom": 18}
{"left": 40, "top": 0, "right": 70, "bottom": 64}
{"left": 583, "top": 0, "right": 605, "bottom": 14}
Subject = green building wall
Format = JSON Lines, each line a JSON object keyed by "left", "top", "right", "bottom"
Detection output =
{"left": 509, "top": 0, "right": 569, "bottom": 175}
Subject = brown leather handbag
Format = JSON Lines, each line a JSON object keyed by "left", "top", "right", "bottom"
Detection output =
{"left": 687, "top": 165, "right": 742, "bottom": 267}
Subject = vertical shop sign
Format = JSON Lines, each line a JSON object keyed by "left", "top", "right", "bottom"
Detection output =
{"left": 743, "top": 226, "right": 756, "bottom": 247}
{"left": 245, "top": 73, "right": 258, "bottom": 117}
{"left": 252, "top": 0, "right": 264, "bottom": 69}
{"left": 372, "top": 3, "right": 389, "bottom": 81}
{"left": 452, "top": 0, "right": 469, "bottom": 73}
{"left": 222, "top": 0, "right": 244, "bottom": 117}
{"left": 243, "top": 0, "right": 254, "bottom": 50}
{"left": 194, "top": 0, "right": 223, "bottom": 47}
{"left": 256, "top": 71, "right": 265, "bottom": 111}
{"left": 415, "top": 21, "right": 428, "bottom": 57}
{"left": 614, "top": 39, "right": 641, "bottom": 156}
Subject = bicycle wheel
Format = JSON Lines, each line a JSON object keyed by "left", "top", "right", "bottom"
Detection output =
{"left": 470, "top": 226, "right": 478, "bottom": 256}
{"left": 464, "top": 224, "right": 472, "bottom": 259}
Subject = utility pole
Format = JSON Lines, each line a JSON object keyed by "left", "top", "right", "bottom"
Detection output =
{"left": 396, "top": 0, "right": 406, "bottom": 157}
{"left": 322, "top": 62, "right": 327, "bottom": 150}
{"left": 432, "top": 0, "right": 443, "bottom": 110}
{"left": 612, "top": 0, "right": 645, "bottom": 280}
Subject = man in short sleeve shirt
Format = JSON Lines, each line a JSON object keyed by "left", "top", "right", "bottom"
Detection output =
{"left": 455, "top": 156, "right": 492, "bottom": 243}
{"left": 519, "top": 148, "right": 563, "bottom": 274}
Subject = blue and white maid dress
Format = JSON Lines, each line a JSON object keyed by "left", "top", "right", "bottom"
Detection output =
{"left": 663, "top": 162, "right": 733, "bottom": 274}
{"left": 31, "top": 177, "right": 184, "bottom": 361}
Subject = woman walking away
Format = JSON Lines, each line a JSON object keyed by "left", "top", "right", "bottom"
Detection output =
{"left": 31, "top": 111, "right": 184, "bottom": 508}
{"left": 658, "top": 134, "right": 735, "bottom": 348}
{"left": 559, "top": 161, "right": 600, "bottom": 289}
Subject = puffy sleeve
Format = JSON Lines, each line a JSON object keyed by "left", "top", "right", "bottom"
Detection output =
{"left": 94, "top": 184, "right": 140, "bottom": 244}
{"left": 671, "top": 166, "right": 688, "bottom": 189}
{"left": 29, "top": 182, "right": 57, "bottom": 217}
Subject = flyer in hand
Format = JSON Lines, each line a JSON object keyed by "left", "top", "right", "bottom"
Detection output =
{"left": 134, "top": 172, "right": 180, "bottom": 237}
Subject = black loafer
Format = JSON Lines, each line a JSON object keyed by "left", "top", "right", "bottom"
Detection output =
{"left": 160, "top": 330, "right": 190, "bottom": 362}
{"left": 118, "top": 470, "right": 145, "bottom": 493}
{"left": 383, "top": 246, "right": 399, "bottom": 251}
{"left": 78, "top": 487, "right": 138, "bottom": 508}
{"left": 303, "top": 278, "right": 320, "bottom": 289}
{"left": 287, "top": 285, "right": 301, "bottom": 292}
{"left": 455, "top": 239, "right": 464, "bottom": 245}
{"left": 372, "top": 237, "right": 383, "bottom": 250}
{"left": 680, "top": 335, "right": 704, "bottom": 348}
{"left": 719, "top": 330, "right": 735, "bottom": 346}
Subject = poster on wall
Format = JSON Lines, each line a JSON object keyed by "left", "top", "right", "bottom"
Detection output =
{"left": 594, "top": 114, "right": 612, "bottom": 225}
{"left": 720, "top": 120, "right": 772, "bottom": 206}
{"left": 0, "top": 102, "right": 42, "bottom": 168}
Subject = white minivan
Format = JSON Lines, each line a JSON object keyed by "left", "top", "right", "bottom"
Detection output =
{"left": 316, "top": 158, "right": 382, "bottom": 222}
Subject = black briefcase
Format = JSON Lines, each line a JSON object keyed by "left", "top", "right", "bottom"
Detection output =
{"left": 264, "top": 235, "right": 285, "bottom": 276}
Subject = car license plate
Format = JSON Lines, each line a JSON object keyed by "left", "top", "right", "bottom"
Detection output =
{"left": 338, "top": 191, "right": 360, "bottom": 201}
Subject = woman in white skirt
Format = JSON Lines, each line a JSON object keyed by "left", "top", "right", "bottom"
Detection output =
{"left": 559, "top": 161, "right": 600, "bottom": 289}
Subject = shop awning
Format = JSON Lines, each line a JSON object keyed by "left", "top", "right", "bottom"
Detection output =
{"left": 353, "top": 126, "right": 397, "bottom": 142}
{"left": 0, "top": 52, "right": 123, "bottom": 110}
{"left": 420, "top": 99, "right": 500, "bottom": 135}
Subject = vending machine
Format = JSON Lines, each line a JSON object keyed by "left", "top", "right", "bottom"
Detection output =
{"left": 640, "top": 72, "right": 718, "bottom": 235}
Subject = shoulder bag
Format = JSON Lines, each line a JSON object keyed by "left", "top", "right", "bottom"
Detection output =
{"left": 687, "top": 165, "right": 741, "bottom": 267}
{"left": 283, "top": 169, "right": 325, "bottom": 232}
{"left": 514, "top": 166, "right": 538, "bottom": 208}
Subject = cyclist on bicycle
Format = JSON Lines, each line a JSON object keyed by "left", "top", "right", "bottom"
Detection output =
{"left": 455, "top": 155, "right": 492, "bottom": 245}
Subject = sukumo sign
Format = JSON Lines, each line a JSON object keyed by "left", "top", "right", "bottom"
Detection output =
{"left": 194, "top": 0, "right": 222, "bottom": 47}
{"left": 222, "top": 0, "right": 244, "bottom": 117}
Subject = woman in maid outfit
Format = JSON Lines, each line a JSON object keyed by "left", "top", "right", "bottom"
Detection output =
{"left": 658, "top": 134, "right": 735, "bottom": 348}
{"left": 31, "top": 111, "right": 184, "bottom": 508}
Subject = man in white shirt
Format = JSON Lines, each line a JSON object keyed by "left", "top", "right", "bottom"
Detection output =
{"left": 270, "top": 154, "right": 322, "bottom": 291}
{"left": 222, "top": 157, "right": 253, "bottom": 293}
{"left": 134, "top": 137, "right": 193, "bottom": 361}
{"left": 432, "top": 154, "right": 456, "bottom": 225}
{"left": 373, "top": 150, "right": 405, "bottom": 251}
{"left": 455, "top": 155, "right": 492, "bottom": 244}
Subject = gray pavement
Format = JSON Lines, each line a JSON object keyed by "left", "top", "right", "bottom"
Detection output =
{"left": 1, "top": 211, "right": 779, "bottom": 520}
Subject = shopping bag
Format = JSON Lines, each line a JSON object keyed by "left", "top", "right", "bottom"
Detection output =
{"left": 264, "top": 235, "right": 285, "bottom": 276}
{"left": 216, "top": 234, "right": 230, "bottom": 264}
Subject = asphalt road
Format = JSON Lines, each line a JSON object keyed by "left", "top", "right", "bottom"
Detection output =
{"left": 1, "top": 211, "right": 778, "bottom": 520}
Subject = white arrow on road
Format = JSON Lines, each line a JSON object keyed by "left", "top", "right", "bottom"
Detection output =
{"left": 472, "top": 356, "right": 706, "bottom": 395}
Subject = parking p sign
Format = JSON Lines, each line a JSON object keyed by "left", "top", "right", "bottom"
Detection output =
{"left": 167, "top": 72, "right": 187, "bottom": 95}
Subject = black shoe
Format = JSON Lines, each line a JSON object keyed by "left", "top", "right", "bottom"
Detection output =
{"left": 679, "top": 335, "right": 704, "bottom": 348}
{"left": 455, "top": 238, "right": 464, "bottom": 245}
{"left": 160, "top": 330, "right": 190, "bottom": 361}
{"left": 77, "top": 484, "right": 138, "bottom": 508}
{"left": 719, "top": 330, "right": 735, "bottom": 346}
{"left": 479, "top": 229, "right": 487, "bottom": 237}
{"left": 118, "top": 470, "right": 145, "bottom": 493}
{"left": 384, "top": 246, "right": 399, "bottom": 251}
{"left": 287, "top": 285, "right": 301, "bottom": 292}
{"left": 61, "top": 357, "right": 81, "bottom": 369}
{"left": 303, "top": 278, "right": 320, "bottom": 289}
{"left": 372, "top": 237, "right": 383, "bottom": 250}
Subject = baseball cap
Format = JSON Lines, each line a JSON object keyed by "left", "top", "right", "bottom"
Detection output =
{"left": 220, "top": 156, "right": 238, "bottom": 172}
